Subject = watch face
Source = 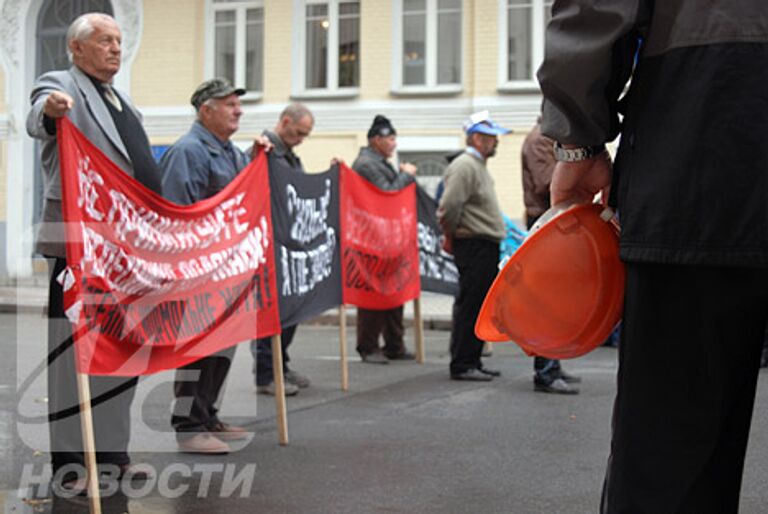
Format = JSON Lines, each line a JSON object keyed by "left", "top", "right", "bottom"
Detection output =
{"left": 554, "top": 143, "right": 604, "bottom": 162}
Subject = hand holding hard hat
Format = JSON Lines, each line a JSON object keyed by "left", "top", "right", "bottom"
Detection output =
{"left": 475, "top": 201, "right": 624, "bottom": 359}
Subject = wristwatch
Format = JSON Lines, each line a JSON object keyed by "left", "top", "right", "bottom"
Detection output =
{"left": 553, "top": 142, "right": 606, "bottom": 162}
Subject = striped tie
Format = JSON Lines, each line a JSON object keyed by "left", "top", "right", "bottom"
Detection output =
{"left": 102, "top": 84, "right": 123, "bottom": 112}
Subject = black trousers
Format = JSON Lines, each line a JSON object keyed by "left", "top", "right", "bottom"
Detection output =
{"left": 449, "top": 238, "right": 499, "bottom": 374}
{"left": 47, "top": 258, "right": 136, "bottom": 472}
{"left": 252, "top": 324, "right": 297, "bottom": 386}
{"left": 356, "top": 306, "right": 406, "bottom": 357}
{"left": 601, "top": 262, "right": 767, "bottom": 513}
{"left": 172, "top": 345, "right": 235, "bottom": 435}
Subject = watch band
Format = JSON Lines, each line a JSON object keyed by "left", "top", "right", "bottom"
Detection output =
{"left": 553, "top": 142, "right": 606, "bottom": 162}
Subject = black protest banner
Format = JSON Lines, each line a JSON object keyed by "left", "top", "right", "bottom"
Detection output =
{"left": 416, "top": 186, "right": 459, "bottom": 296}
{"left": 268, "top": 157, "right": 342, "bottom": 327}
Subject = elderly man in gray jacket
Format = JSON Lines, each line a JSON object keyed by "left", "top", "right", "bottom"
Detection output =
{"left": 351, "top": 115, "right": 417, "bottom": 364}
{"left": 26, "top": 12, "right": 159, "bottom": 489}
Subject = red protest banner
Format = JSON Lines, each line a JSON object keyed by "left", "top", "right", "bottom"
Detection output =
{"left": 339, "top": 163, "right": 420, "bottom": 310}
{"left": 57, "top": 117, "right": 280, "bottom": 376}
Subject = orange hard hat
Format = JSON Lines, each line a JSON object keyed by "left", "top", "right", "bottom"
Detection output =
{"left": 475, "top": 203, "right": 624, "bottom": 359}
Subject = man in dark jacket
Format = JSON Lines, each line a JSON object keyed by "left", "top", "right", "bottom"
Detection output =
{"left": 161, "top": 78, "right": 260, "bottom": 454}
{"left": 351, "top": 115, "right": 417, "bottom": 364}
{"left": 539, "top": 1, "right": 768, "bottom": 511}
{"left": 251, "top": 103, "right": 315, "bottom": 395}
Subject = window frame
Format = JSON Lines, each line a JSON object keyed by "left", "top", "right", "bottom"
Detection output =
{"left": 391, "top": 0, "right": 464, "bottom": 96}
{"left": 497, "top": 0, "right": 551, "bottom": 92}
{"left": 205, "top": 0, "right": 265, "bottom": 100}
{"left": 291, "top": 0, "right": 361, "bottom": 99}
{"left": 396, "top": 136, "right": 464, "bottom": 198}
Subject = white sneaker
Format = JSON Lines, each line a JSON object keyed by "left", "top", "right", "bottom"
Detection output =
{"left": 256, "top": 381, "right": 299, "bottom": 396}
{"left": 284, "top": 369, "right": 311, "bottom": 388}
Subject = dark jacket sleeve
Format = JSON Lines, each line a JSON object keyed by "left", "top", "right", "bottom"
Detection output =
{"left": 537, "top": 0, "right": 649, "bottom": 145}
{"left": 160, "top": 141, "right": 208, "bottom": 205}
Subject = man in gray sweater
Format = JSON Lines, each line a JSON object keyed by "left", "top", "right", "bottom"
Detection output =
{"left": 351, "top": 115, "right": 417, "bottom": 364}
{"left": 438, "top": 111, "right": 510, "bottom": 381}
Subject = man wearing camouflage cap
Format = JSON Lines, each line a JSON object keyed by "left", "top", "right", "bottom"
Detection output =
{"left": 161, "top": 78, "right": 269, "bottom": 453}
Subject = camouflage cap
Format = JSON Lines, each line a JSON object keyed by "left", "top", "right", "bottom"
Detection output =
{"left": 191, "top": 78, "right": 245, "bottom": 110}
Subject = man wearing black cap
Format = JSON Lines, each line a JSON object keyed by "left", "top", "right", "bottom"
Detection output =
{"left": 438, "top": 111, "right": 510, "bottom": 381}
{"left": 161, "top": 78, "right": 268, "bottom": 453}
{"left": 351, "top": 115, "right": 417, "bottom": 364}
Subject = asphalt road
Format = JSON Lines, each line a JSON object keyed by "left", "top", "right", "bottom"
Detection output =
{"left": 2, "top": 313, "right": 768, "bottom": 513}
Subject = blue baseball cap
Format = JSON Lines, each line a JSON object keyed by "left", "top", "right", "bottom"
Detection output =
{"left": 463, "top": 110, "right": 512, "bottom": 136}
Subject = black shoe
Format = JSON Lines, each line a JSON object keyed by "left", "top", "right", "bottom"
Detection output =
{"left": 557, "top": 369, "right": 581, "bottom": 384}
{"left": 478, "top": 365, "right": 501, "bottom": 377}
{"left": 534, "top": 378, "right": 579, "bottom": 394}
{"left": 386, "top": 351, "right": 416, "bottom": 361}
{"left": 114, "top": 463, "right": 154, "bottom": 481}
{"left": 451, "top": 368, "right": 493, "bottom": 381}
{"left": 361, "top": 353, "right": 389, "bottom": 364}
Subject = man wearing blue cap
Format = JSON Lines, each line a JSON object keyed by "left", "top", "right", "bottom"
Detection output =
{"left": 438, "top": 111, "right": 510, "bottom": 381}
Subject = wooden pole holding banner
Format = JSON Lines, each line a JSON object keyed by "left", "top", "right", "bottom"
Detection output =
{"left": 339, "top": 305, "right": 349, "bottom": 391}
{"left": 270, "top": 335, "right": 289, "bottom": 445}
{"left": 413, "top": 297, "right": 425, "bottom": 364}
{"left": 75, "top": 373, "right": 102, "bottom": 514}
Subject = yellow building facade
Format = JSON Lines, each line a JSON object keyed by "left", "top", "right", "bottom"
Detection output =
{"left": 0, "top": 0, "right": 550, "bottom": 278}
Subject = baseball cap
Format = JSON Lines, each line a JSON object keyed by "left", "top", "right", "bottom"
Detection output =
{"left": 191, "top": 78, "right": 246, "bottom": 110}
{"left": 463, "top": 110, "right": 512, "bottom": 136}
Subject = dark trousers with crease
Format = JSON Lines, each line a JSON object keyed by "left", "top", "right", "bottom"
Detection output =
{"left": 601, "top": 262, "right": 767, "bottom": 514}
{"left": 47, "top": 258, "right": 135, "bottom": 473}
{"left": 172, "top": 345, "right": 235, "bottom": 437}
{"left": 250, "top": 325, "right": 297, "bottom": 386}
{"left": 449, "top": 237, "right": 499, "bottom": 375}
{"left": 356, "top": 306, "right": 406, "bottom": 357}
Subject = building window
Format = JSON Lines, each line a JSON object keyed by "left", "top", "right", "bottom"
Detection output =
{"left": 396, "top": 136, "right": 463, "bottom": 197}
{"left": 208, "top": 0, "right": 264, "bottom": 94}
{"left": 398, "top": 150, "right": 454, "bottom": 198}
{"left": 296, "top": 0, "right": 360, "bottom": 96}
{"left": 499, "top": 0, "right": 552, "bottom": 89}
{"left": 394, "top": 0, "right": 462, "bottom": 93}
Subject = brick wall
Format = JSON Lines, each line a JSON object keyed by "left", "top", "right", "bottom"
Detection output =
{"left": 359, "top": 0, "right": 392, "bottom": 100}
{"left": 131, "top": 0, "right": 205, "bottom": 106}
{"left": 263, "top": 0, "right": 293, "bottom": 104}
